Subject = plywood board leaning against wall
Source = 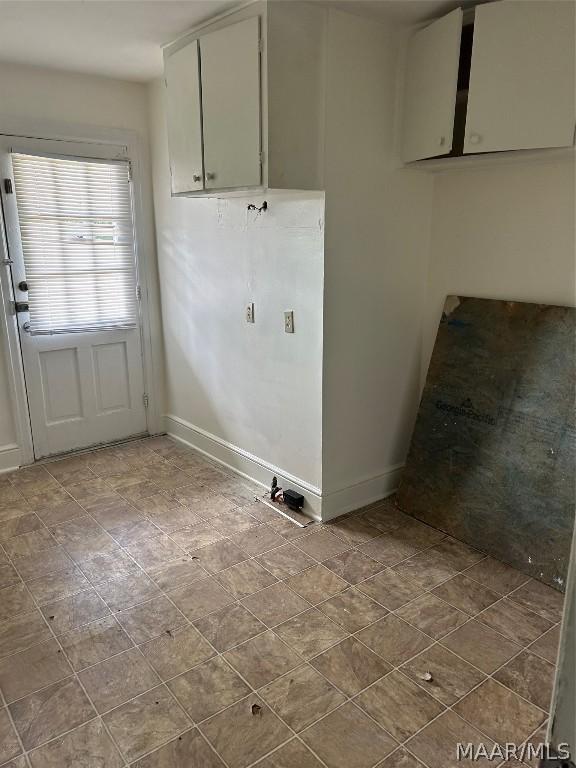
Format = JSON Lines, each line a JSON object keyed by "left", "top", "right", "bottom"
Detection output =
{"left": 397, "top": 296, "right": 575, "bottom": 590}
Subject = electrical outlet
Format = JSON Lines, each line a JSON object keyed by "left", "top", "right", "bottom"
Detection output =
{"left": 246, "top": 303, "right": 255, "bottom": 323}
{"left": 284, "top": 310, "right": 294, "bottom": 333}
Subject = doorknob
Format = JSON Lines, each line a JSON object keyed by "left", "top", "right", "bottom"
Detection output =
{"left": 18, "top": 281, "right": 28, "bottom": 292}
{"left": 22, "top": 321, "right": 31, "bottom": 333}
{"left": 192, "top": 174, "right": 202, "bottom": 183}
{"left": 205, "top": 172, "right": 216, "bottom": 181}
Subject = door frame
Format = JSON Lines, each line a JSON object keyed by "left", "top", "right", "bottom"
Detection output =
{"left": 0, "top": 118, "right": 162, "bottom": 466}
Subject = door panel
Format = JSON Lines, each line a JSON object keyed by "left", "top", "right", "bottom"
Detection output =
{"left": 22, "top": 329, "right": 145, "bottom": 458}
{"left": 465, "top": 1, "right": 575, "bottom": 154}
{"left": 92, "top": 341, "right": 131, "bottom": 413}
{"left": 39, "top": 347, "right": 83, "bottom": 424}
{"left": 402, "top": 8, "right": 463, "bottom": 163}
{"left": 0, "top": 143, "right": 148, "bottom": 459}
{"left": 165, "top": 40, "right": 204, "bottom": 194}
{"left": 200, "top": 16, "right": 261, "bottom": 190}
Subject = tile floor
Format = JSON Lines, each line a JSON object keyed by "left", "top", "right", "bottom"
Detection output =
{"left": 0, "top": 436, "right": 564, "bottom": 768}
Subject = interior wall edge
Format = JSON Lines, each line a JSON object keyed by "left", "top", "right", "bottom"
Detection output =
{"left": 164, "top": 413, "right": 322, "bottom": 521}
{"left": 165, "top": 413, "right": 403, "bottom": 523}
{"left": 319, "top": 9, "right": 434, "bottom": 501}
{"left": 320, "top": 464, "right": 403, "bottom": 522}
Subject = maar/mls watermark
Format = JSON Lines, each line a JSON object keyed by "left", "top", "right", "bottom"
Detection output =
{"left": 456, "top": 742, "right": 571, "bottom": 762}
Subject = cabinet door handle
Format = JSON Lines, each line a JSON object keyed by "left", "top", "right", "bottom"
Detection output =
{"left": 192, "top": 174, "right": 202, "bottom": 182}
{"left": 468, "top": 133, "right": 482, "bottom": 145}
{"left": 205, "top": 172, "right": 216, "bottom": 181}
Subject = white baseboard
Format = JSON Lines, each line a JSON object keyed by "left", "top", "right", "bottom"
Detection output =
{"left": 164, "top": 414, "right": 404, "bottom": 522}
{"left": 320, "top": 464, "right": 404, "bottom": 522}
{"left": 164, "top": 414, "right": 323, "bottom": 521}
{"left": 0, "top": 443, "right": 21, "bottom": 474}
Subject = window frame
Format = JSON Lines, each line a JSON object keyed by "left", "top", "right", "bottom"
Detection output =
{"left": 10, "top": 151, "right": 140, "bottom": 336}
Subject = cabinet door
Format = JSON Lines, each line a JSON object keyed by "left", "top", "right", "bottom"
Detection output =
{"left": 402, "top": 9, "right": 462, "bottom": 163}
{"left": 465, "top": 1, "right": 575, "bottom": 154}
{"left": 165, "top": 40, "right": 204, "bottom": 193}
{"left": 200, "top": 17, "right": 261, "bottom": 190}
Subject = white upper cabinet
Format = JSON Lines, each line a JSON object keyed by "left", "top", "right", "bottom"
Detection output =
{"left": 402, "top": 0, "right": 576, "bottom": 163}
{"left": 464, "top": 1, "right": 575, "bottom": 154}
{"left": 201, "top": 17, "right": 261, "bottom": 190}
{"left": 402, "top": 9, "right": 462, "bottom": 163}
{"left": 164, "top": 40, "right": 203, "bottom": 193}
{"left": 164, "top": 1, "right": 327, "bottom": 195}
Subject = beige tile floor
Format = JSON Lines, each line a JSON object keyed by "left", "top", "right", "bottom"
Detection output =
{"left": 0, "top": 436, "right": 564, "bottom": 768}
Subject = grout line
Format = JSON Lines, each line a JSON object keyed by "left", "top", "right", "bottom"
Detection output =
{"left": 7, "top": 570, "right": 131, "bottom": 766}
{"left": 88, "top": 492, "right": 335, "bottom": 768}
{"left": 0, "top": 662, "right": 31, "bottom": 768}
{"left": 71, "top": 476, "right": 308, "bottom": 766}
{"left": 0, "top": 579, "right": 555, "bottom": 727}
{"left": 0, "top": 444, "right": 201, "bottom": 763}
{"left": 0, "top": 437, "right": 562, "bottom": 768}
{"left": 0, "top": 522, "right": 556, "bottom": 699}
{"left": 29, "top": 450, "right": 335, "bottom": 767}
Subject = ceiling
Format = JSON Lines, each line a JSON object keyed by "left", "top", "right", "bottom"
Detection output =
{"left": 0, "top": 1, "right": 236, "bottom": 81}
{"left": 328, "top": 0, "right": 459, "bottom": 24}
{"left": 0, "top": 0, "right": 457, "bottom": 82}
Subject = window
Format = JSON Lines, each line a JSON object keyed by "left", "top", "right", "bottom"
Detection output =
{"left": 11, "top": 153, "right": 138, "bottom": 335}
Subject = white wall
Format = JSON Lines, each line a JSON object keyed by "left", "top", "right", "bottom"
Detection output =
{"left": 424, "top": 158, "right": 576, "bottom": 373}
{"left": 149, "top": 8, "right": 435, "bottom": 521}
{"left": 321, "top": 10, "right": 434, "bottom": 517}
{"left": 0, "top": 61, "right": 150, "bottom": 132}
{"left": 320, "top": 11, "right": 574, "bottom": 519}
{"left": 0, "top": 62, "right": 161, "bottom": 468}
{"left": 150, "top": 7, "right": 431, "bottom": 521}
{"left": 1, "top": 22, "right": 573, "bottom": 528}
{"left": 148, "top": 79, "right": 324, "bottom": 508}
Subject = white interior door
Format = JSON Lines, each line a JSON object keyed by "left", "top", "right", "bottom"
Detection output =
{"left": 402, "top": 8, "right": 463, "bottom": 163}
{"left": 200, "top": 16, "right": 262, "bottom": 190}
{"left": 464, "top": 0, "right": 576, "bottom": 154}
{"left": 0, "top": 143, "right": 148, "bottom": 458}
{"left": 165, "top": 39, "right": 204, "bottom": 194}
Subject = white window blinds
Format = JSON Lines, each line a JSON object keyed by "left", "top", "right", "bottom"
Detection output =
{"left": 11, "top": 153, "right": 138, "bottom": 335}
